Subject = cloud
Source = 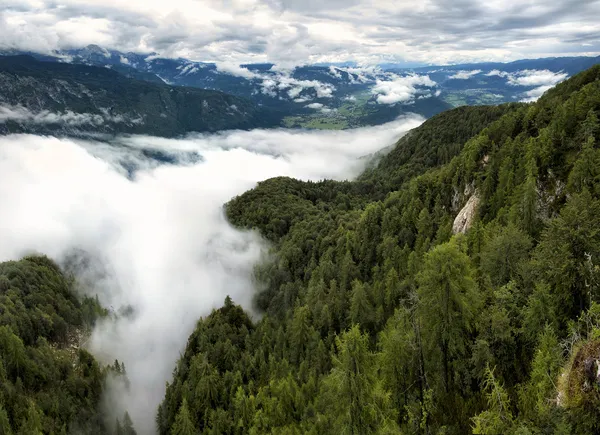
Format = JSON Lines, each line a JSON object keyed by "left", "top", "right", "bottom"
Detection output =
{"left": 0, "top": 104, "right": 143, "bottom": 126}
{"left": 259, "top": 73, "right": 336, "bottom": 99}
{"left": 371, "top": 74, "right": 437, "bottom": 104}
{"left": 505, "top": 69, "right": 568, "bottom": 87}
{"left": 449, "top": 69, "right": 482, "bottom": 79}
{"left": 1, "top": 0, "right": 599, "bottom": 66}
{"left": 483, "top": 69, "right": 569, "bottom": 101}
{"left": 0, "top": 114, "right": 423, "bottom": 433}
{"left": 521, "top": 84, "right": 554, "bottom": 102}
{"left": 483, "top": 68, "right": 568, "bottom": 101}
{"left": 486, "top": 69, "right": 508, "bottom": 77}
{"left": 215, "top": 61, "right": 260, "bottom": 80}
{"left": 305, "top": 102, "right": 323, "bottom": 109}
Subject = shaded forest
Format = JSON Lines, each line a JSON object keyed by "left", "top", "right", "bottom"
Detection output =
{"left": 0, "top": 256, "right": 134, "bottom": 434}
{"left": 157, "top": 65, "right": 600, "bottom": 434}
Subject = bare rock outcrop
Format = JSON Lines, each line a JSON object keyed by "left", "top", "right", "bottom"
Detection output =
{"left": 452, "top": 193, "right": 480, "bottom": 234}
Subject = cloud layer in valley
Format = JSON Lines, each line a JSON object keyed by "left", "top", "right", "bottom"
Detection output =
{"left": 0, "top": 104, "right": 143, "bottom": 126}
{"left": 449, "top": 70, "right": 482, "bottom": 80}
{"left": 1, "top": 0, "right": 599, "bottom": 66}
{"left": 0, "top": 115, "right": 423, "bottom": 434}
{"left": 486, "top": 69, "right": 569, "bottom": 101}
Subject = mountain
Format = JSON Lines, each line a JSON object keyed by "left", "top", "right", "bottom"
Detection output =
{"left": 3, "top": 60, "right": 600, "bottom": 434}
{"left": 0, "top": 55, "right": 279, "bottom": 137}
{"left": 5, "top": 46, "right": 598, "bottom": 130}
{"left": 0, "top": 255, "right": 124, "bottom": 434}
{"left": 43, "top": 47, "right": 453, "bottom": 129}
{"left": 157, "top": 65, "right": 600, "bottom": 433}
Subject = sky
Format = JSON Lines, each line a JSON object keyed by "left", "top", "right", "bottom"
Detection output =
{"left": 0, "top": 116, "right": 423, "bottom": 433}
{"left": 1, "top": 0, "right": 600, "bottom": 66}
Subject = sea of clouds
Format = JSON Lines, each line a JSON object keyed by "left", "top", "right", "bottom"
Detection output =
{"left": 0, "top": 115, "right": 423, "bottom": 433}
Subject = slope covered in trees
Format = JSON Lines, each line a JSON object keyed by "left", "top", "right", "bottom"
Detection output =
{"left": 158, "top": 65, "right": 600, "bottom": 433}
{"left": 0, "top": 255, "right": 133, "bottom": 435}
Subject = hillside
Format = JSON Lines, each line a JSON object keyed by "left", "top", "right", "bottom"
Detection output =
{"left": 157, "top": 65, "right": 600, "bottom": 433}
{"left": 0, "top": 255, "right": 134, "bottom": 434}
{"left": 0, "top": 55, "right": 279, "bottom": 137}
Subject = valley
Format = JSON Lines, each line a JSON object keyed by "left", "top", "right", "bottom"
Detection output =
{"left": 1, "top": 2, "right": 600, "bottom": 433}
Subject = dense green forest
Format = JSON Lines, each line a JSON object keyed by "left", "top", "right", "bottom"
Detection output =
{"left": 0, "top": 256, "right": 135, "bottom": 435}
{"left": 158, "top": 65, "right": 600, "bottom": 434}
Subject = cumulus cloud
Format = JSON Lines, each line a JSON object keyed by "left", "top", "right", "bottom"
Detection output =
{"left": 305, "top": 102, "right": 324, "bottom": 109}
{"left": 484, "top": 69, "right": 569, "bottom": 102}
{"left": 449, "top": 69, "right": 482, "bottom": 79}
{"left": 506, "top": 69, "right": 568, "bottom": 87}
{"left": 1, "top": 0, "right": 599, "bottom": 66}
{"left": 0, "top": 115, "right": 423, "bottom": 433}
{"left": 260, "top": 73, "right": 336, "bottom": 99}
{"left": 521, "top": 85, "right": 554, "bottom": 102}
{"left": 0, "top": 104, "right": 143, "bottom": 126}
{"left": 486, "top": 69, "right": 508, "bottom": 77}
{"left": 371, "top": 74, "right": 437, "bottom": 104}
{"left": 215, "top": 62, "right": 260, "bottom": 80}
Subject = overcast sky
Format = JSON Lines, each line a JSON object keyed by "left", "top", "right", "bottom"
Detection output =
{"left": 1, "top": 0, "right": 599, "bottom": 66}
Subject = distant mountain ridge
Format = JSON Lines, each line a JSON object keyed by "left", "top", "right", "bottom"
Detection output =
{"left": 3, "top": 46, "right": 598, "bottom": 130}
{"left": 0, "top": 55, "right": 279, "bottom": 137}
{"left": 1, "top": 47, "right": 598, "bottom": 133}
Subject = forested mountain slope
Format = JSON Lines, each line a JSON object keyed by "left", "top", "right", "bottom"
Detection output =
{"left": 0, "top": 256, "right": 134, "bottom": 434}
{"left": 158, "top": 65, "right": 600, "bottom": 434}
{"left": 0, "top": 56, "right": 279, "bottom": 137}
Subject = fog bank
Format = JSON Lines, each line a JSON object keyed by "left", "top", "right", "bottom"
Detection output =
{"left": 0, "top": 115, "right": 423, "bottom": 433}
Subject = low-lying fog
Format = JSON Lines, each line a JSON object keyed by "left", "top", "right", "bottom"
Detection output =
{"left": 0, "top": 116, "right": 423, "bottom": 434}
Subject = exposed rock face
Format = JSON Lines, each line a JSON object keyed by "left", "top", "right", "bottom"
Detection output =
{"left": 557, "top": 338, "right": 600, "bottom": 410}
{"left": 452, "top": 193, "right": 480, "bottom": 234}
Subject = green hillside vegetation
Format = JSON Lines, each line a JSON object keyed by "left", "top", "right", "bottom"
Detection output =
{"left": 0, "top": 256, "right": 132, "bottom": 435}
{"left": 157, "top": 65, "right": 600, "bottom": 434}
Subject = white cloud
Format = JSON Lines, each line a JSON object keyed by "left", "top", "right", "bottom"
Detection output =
{"left": 506, "top": 69, "right": 568, "bottom": 87}
{"left": 259, "top": 73, "right": 336, "bottom": 99}
{"left": 215, "top": 62, "right": 260, "bottom": 80}
{"left": 449, "top": 69, "right": 482, "bottom": 79}
{"left": 0, "top": 104, "right": 143, "bottom": 126}
{"left": 0, "top": 115, "right": 424, "bottom": 433}
{"left": 305, "top": 102, "right": 323, "bottom": 109}
{"left": 520, "top": 84, "right": 554, "bottom": 102}
{"left": 483, "top": 69, "right": 568, "bottom": 102}
{"left": 485, "top": 69, "right": 508, "bottom": 77}
{"left": 371, "top": 74, "right": 437, "bottom": 104}
{"left": 2, "top": 0, "right": 598, "bottom": 66}
{"left": 329, "top": 66, "right": 342, "bottom": 79}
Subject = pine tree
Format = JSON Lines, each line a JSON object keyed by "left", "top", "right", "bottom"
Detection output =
{"left": 349, "top": 280, "right": 373, "bottom": 330}
{"left": 325, "top": 325, "right": 397, "bottom": 434}
{"left": 171, "top": 398, "right": 196, "bottom": 435}
{"left": 123, "top": 412, "right": 137, "bottom": 435}
{"left": 416, "top": 237, "right": 480, "bottom": 393}
{"left": 18, "top": 401, "right": 42, "bottom": 435}
{"left": 0, "top": 404, "right": 12, "bottom": 435}
{"left": 472, "top": 365, "right": 514, "bottom": 435}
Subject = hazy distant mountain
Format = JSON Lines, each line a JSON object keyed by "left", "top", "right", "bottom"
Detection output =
{"left": 0, "top": 55, "right": 279, "bottom": 137}
{"left": 2, "top": 46, "right": 598, "bottom": 130}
